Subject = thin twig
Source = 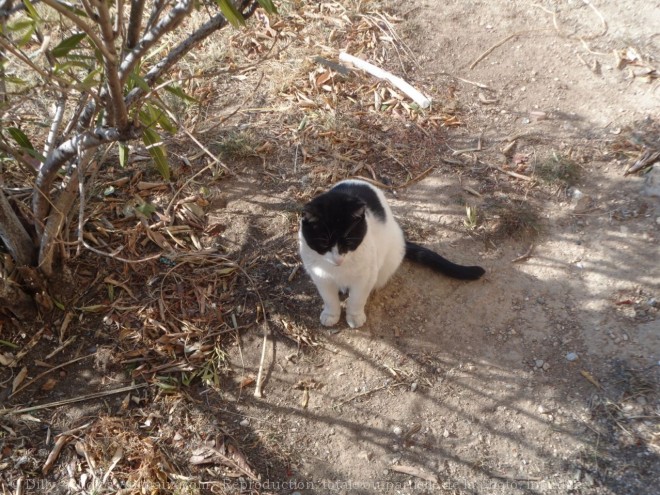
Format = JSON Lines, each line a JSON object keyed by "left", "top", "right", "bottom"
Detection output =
{"left": 512, "top": 243, "right": 534, "bottom": 263}
{"left": 80, "top": 240, "right": 163, "bottom": 263}
{"left": 181, "top": 128, "right": 233, "bottom": 174}
{"left": 580, "top": 0, "right": 608, "bottom": 40}
{"left": 451, "top": 132, "right": 483, "bottom": 156}
{"left": 470, "top": 31, "right": 535, "bottom": 70}
{"left": 0, "top": 383, "right": 149, "bottom": 416}
{"left": 222, "top": 261, "right": 273, "bottom": 398}
{"left": 336, "top": 382, "right": 406, "bottom": 407}
{"left": 93, "top": 0, "right": 128, "bottom": 128}
{"left": 9, "top": 354, "right": 94, "bottom": 398}
{"left": 39, "top": 0, "right": 114, "bottom": 62}
{"left": 482, "top": 161, "right": 534, "bottom": 181}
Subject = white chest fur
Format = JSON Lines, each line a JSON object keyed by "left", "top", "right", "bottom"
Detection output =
{"left": 299, "top": 181, "right": 405, "bottom": 328}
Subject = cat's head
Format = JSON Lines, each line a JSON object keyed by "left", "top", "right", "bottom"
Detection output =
{"left": 301, "top": 191, "right": 367, "bottom": 266}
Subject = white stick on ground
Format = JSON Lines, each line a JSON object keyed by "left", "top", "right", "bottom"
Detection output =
{"left": 339, "top": 51, "right": 432, "bottom": 109}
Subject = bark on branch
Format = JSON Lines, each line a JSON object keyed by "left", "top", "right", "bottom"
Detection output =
{"left": 126, "top": 0, "right": 145, "bottom": 49}
{"left": 124, "top": 0, "right": 261, "bottom": 106}
{"left": 0, "top": 188, "right": 35, "bottom": 266}
{"left": 118, "top": 0, "right": 193, "bottom": 84}
{"left": 32, "top": 125, "right": 142, "bottom": 236}
{"left": 92, "top": 0, "right": 128, "bottom": 129}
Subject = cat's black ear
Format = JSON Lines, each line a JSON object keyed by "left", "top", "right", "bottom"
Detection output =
{"left": 352, "top": 205, "right": 366, "bottom": 219}
{"left": 302, "top": 205, "right": 319, "bottom": 223}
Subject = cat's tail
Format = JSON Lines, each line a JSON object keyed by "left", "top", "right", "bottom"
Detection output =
{"left": 405, "top": 241, "right": 485, "bottom": 280}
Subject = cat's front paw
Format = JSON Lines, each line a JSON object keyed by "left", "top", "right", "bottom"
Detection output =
{"left": 320, "top": 309, "right": 340, "bottom": 326}
{"left": 346, "top": 311, "right": 367, "bottom": 329}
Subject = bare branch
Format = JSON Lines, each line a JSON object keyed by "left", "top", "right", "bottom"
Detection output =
{"left": 32, "top": 125, "right": 142, "bottom": 236}
{"left": 39, "top": 0, "right": 115, "bottom": 63}
{"left": 38, "top": 164, "right": 79, "bottom": 277}
{"left": 44, "top": 94, "right": 68, "bottom": 160}
{"left": 39, "top": 147, "right": 95, "bottom": 276}
{"left": 0, "top": 188, "right": 35, "bottom": 266}
{"left": 78, "top": 0, "right": 196, "bottom": 131}
{"left": 124, "top": 1, "right": 262, "bottom": 106}
{"left": 63, "top": 93, "right": 92, "bottom": 136}
{"left": 0, "top": 0, "right": 11, "bottom": 105}
{"left": 144, "top": 0, "right": 167, "bottom": 33}
{"left": 114, "top": 0, "right": 124, "bottom": 40}
{"left": 126, "top": 0, "right": 144, "bottom": 49}
{"left": 119, "top": 0, "right": 193, "bottom": 85}
{"left": 79, "top": 0, "right": 99, "bottom": 22}
{"left": 0, "top": 36, "right": 53, "bottom": 83}
{"left": 0, "top": 36, "right": 101, "bottom": 96}
{"left": 92, "top": 0, "right": 128, "bottom": 129}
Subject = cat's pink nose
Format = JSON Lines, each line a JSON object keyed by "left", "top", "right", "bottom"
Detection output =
{"left": 333, "top": 256, "right": 344, "bottom": 266}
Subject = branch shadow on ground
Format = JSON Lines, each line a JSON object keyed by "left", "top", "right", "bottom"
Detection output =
{"left": 208, "top": 165, "right": 658, "bottom": 495}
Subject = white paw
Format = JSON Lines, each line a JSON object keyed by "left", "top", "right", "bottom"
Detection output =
{"left": 346, "top": 311, "right": 367, "bottom": 329}
{"left": 320, "top": 309, "right": 340, "bottom": 326}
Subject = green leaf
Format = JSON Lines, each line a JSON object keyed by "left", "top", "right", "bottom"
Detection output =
{"left": 0, "top": 339, "right": 19, "bottom": 349}
{"left": 16, "top": 24, "right": 35, "bottom": 47}
{"left": 140, "top": 103, "right": 177, "bottom": 134}
{"left": 7, "top": 127, "right": 34, "bottom": 150}
{"left": 52, "top": 32, "right": 87, "bottom": 58}
{"left": 22, "top": 0, "right": 40, "bottom": 20}
{"left": 215, "top": 0, "right": 245, "bottom": 27}
{"left": 143, "top": 128, "right": 170, "bottom": 181}
{"left": 6, "top": 127, "right": 46, "bottom": 163}
{"left": 81, "top": 67, "right": 102, "bottom": 88}
{"left": 135, "top": 202, "right": 156, "bottom": 216}
{"left": 54, "top": 61, "right": 95, "bottom": 75}
{"left": 118, "top": 142, "right": 128, "bottom": 168}
{"left": 128, "top": 72, "right": 149, "bottom": 93}
{"left": 2, "top": 76, "right": 28, "bottom": 85}
{"left": 7, "top": 19, "right": 35, "bottom": 32}
{"left": 256, "top": 0, "right": 278, "bottom": 14}
{"left": 164, "top": 84, "right": 198, "bottom": 103}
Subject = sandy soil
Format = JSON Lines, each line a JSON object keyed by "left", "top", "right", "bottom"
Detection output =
{"left": 217, "top": 1, "right": 659, "bottom": 494}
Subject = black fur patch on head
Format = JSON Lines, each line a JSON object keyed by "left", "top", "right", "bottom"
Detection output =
{"left": 331, "top": 181, "right": 386, "bottom": 222}
{"left": 301, "top": 191, "right": 368, "bottom": 255}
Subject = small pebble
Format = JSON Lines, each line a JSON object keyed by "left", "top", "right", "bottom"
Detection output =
{"left": 239, "top": 419, "right": 249, "bottom": 427}
{"left": 566, "top": 352, "right": 578, "bottom": 362}
{"left": 535, "top": 359, "right": 544, "bottom": 368}
{"left": 392, "top": 426, "right": 403, "bottom": 436}
{"left": 443, "top": 429, "right": 450, "bottom": 438}
{"left": 411, "top": 382, "right": 418, "bottom": 392}
{"left": 542, "top": 362, "right": 550, "bottom": 371}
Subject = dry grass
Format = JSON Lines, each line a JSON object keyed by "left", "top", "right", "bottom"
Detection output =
{"left": 534, "top": 152, "right": 581, "bottom": 187}
{"left": 482, "top": 197, "right": 541, "bottom": 242}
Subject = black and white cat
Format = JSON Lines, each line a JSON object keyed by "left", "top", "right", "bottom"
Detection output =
{"left": 299, "top": 179, "right": 485, "bottom": 328}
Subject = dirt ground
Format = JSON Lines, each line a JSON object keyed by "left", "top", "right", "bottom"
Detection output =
{"left": 1, "top": 1, "right": 659, "bottom": 494}
{"left": 215, "top": 1, "right": 660, "bottom": 494}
